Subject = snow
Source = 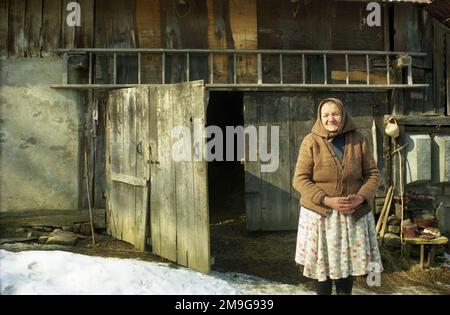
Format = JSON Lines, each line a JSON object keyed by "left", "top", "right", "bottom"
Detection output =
{"left": 0, "top": 249, "right": 314, "bottom": 295}
{"left": 0, "top": 249, "right": 440, "bottom": 295}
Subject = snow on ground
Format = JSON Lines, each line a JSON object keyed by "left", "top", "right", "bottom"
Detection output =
{"left": 0, "top": 249, "right": 437, "bottom": 295}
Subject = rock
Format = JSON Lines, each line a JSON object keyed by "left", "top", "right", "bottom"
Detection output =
{"left": 73, "top": 224, "right": 81, "bottom": 233}
{"left": 45, "top": 236, "right": 77, "bottom": 246}
{"left": 26, "top": 232, "right": 33, "bottom": 238}
{"left": 32, "top": 226, "right": 44, "bottom": 231}
{"left": 387, "top": 216, "right": 401, "bottom": 226}
{"left": 15, "top": 228, "right": 26, "bottom": 234}
{"left": 53, "top": 229, "right": 63, "bottom": 233}
{"left": 79, "top": 223, "right": 92, "bottom": 236}
{"left": 38, "top": 236, "right": 48, "bottom": 244}
{"left": 388, "top": 225, "right": 400, "bottom": 234}
{"left": 62, "top": 226, "right": 73, "bottom": 232}
{"left": 383, "top": 233, "right": 401, "bottom": 248}
{"left": 43, "top": 227, "right": 53, "bottom": 232}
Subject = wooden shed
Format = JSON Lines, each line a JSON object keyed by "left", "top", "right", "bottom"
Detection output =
{"left": 1, "top": 0, "right": 449, "bottom": 274}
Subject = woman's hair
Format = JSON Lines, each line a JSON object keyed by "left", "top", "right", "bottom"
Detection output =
{"left": 320, "top": 100, "right": 343, "bottom": 116}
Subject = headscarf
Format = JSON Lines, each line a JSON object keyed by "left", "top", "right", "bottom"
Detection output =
{"left": 311, "top": 97, "right": 357, "bottom": 140}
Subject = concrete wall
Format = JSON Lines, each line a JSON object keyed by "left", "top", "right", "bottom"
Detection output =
{"left": 0, "top": 58, "right": 83, "bottom": 212}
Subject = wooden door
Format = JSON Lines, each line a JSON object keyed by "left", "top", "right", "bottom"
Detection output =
{"left": 106, "top": 82, "right": 210, "bottom": 273}
{"left": 106, "top": 87, "right": 150, "bottom": 251}
{"left": 149, "top": 81, "right": 210, "bottom": 274}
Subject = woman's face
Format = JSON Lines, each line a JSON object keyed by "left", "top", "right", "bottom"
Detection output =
{"left": 321, "top": 102, "right": 342, "bottom": 132}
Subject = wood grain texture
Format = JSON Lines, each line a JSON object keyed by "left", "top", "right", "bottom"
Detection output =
{"left": 41, "top": 0, "right": 62, "bottom": 56}
{"left": 0, "top": 0, "right": 8, "bottom": 57}
{"left": 24, "top": 0, "right": 42, "bottom": 57}
{"left": 229, "top": 0, "right": 257, "bottom": 83}
{"left": 8, "top": 0, "right": 26, "bottom": 57}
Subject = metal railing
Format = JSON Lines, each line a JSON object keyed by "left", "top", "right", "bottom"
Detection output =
{"left": 52, "top": 48, "right": 429, "bottom": 91}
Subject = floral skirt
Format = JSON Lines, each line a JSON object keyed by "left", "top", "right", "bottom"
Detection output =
{"left": 295, "top": 206, "right": 383, "bottom": 282}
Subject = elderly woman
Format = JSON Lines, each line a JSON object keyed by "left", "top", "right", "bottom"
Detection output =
{"left": 293, "top": 98, "right": 383, "bottom": 295}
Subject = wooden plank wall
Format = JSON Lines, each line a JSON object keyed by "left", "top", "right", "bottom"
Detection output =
{"left": 161, "top": 0, "right": 209, "bottom": 83}
{"left": 8, "top": 0, "right": 26, "bottom": 58}
{"left": 244, "top": 92, "right": 387, "bottom": 231}
{"left": 1, "top": 0, "right": 94, "bottom": 58}
{"left": 229, "top": 0, "right": 257, "bottom": 83}
{"left": 95, "top": 0, "right": 137, "bottom": 84}
{"left": 0, "top": 0, "right": 8, "bottom": 56}
{"left": 136, "top": 0, "right": 162, "bottom": 84}
{"left": 447, "top": 32, "right": 450, "bottom": 116}
{"left": 257, "top": 0, "right": 306, "bottom": 83}
{"left": 207, "top": 0, "right": 234, "bottom": 83}
{"left": 434, "top": 21, "right": 448, "bottom": 116}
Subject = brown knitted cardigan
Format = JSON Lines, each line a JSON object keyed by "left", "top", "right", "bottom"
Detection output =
{"left": 292, "top": 98, "right": 379, "bottom": 217}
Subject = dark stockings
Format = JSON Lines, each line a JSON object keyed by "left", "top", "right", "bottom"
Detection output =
{"left": 315, "top": 277, "right": 354, "bottom": 295}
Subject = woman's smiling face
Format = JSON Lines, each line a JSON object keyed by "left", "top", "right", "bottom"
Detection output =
{"left": 321, "top": 102, "right": 342, "bottom": 132}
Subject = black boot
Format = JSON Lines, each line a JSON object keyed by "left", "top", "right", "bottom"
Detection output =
{"left": 335, "top": 276, "right": 354, "bottom": 295}
{"left": 315, "top": 278, "right": 332, "bottom": 295}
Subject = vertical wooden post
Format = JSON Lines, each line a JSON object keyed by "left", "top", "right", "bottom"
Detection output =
{"left": 63, "top": 53, "right": 69, "bottom": 84}
{"left": 345, "top": 54, "right": 349, "bottom": 85}
{"left": 279, "top": 54, "right": 283, "bottom": 84}
{"left": 257, "top": 53, "right": 262, "bottom": 84}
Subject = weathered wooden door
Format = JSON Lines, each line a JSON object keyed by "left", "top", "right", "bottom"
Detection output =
{"left": 106, "top": 87, "right": 150, "bottom": 251}
{"left": 244, "top": 94, "right": 316, "bottom": 231}
{"left": 106, "top": 82, "right": 210, "bottom": 274}
{"left": 149, "top": 81, "right": 210, "bottom": 274}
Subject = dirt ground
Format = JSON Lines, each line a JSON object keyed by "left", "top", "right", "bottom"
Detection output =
{"left": 210, "top": 215, "right": 450, "bottom": 294}
{"left": 1, "top": 216, "right": 449, "bottom": 295}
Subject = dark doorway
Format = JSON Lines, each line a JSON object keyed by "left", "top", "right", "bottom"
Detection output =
{"left": 206, "top": 92, "right": 246, "bottom": 224}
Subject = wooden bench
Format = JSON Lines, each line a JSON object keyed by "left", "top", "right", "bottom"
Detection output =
{"left": 403, "top": 236, "right": 449, "bottom": 269}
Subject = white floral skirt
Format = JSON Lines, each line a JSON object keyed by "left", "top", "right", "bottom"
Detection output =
{"left": 295, "top": 206, "right": 383, "bottom": 282}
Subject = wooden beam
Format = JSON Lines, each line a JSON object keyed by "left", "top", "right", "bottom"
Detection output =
{"left": 111, "top": 171, "right": 148, "bottom": 187}
{"left": 332, "top": 70, "right": 388, "bottom": 84}
{"left": 384, "top": 115, "right": 450, "bottom": 126}
{"left": 0, "top": 209, "right": 106, "bottom": 229}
